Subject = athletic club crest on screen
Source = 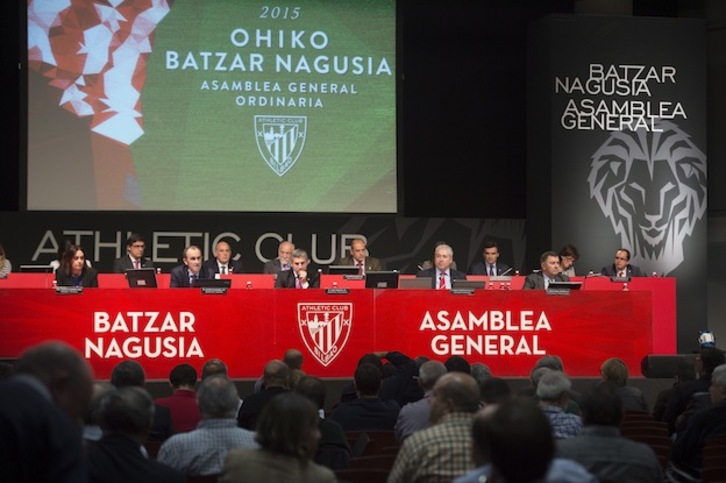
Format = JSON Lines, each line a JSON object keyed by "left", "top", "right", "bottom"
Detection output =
{"left": 254, "top": 115, "right": 307, "bottom": 176}
{"left": 297, "top": 303, "right": 352, "bottom": 367}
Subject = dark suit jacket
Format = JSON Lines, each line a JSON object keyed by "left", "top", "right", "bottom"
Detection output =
{"left": 169, "top": 265, "right": 215, "bottom": 288}
{"left": 148, "top": 403, "right": 174, "bottom": 442}
{"left": 600, "top": 263, "right": 646, "bottom": 277}
{"left": 237, "top": 386, "right": 289, "bottom": 431}
{"left": 522, "top": 271, "right": 570, "bottom": 289}
{"left": 274, "top": 267, "right": 321, "bottom": 288}
{"left": 468, "top": 261, "right": 511, "bottom": 276}
{"left": 55, "top": 266, "right": 99, "bottom": 287}
{"left": 336, "top": 256, "right": 383, "bottom": 272}
{"left": 415, "top": 267, "right": 467, "bottom": 288}
{"left": 202, "top": 258, "right": 244, "bottom": 274}
{"left": 88, "top": 433, "right": 184, "bottom": 483}
{"left": 0, "top": 377, "right": 87, "bottom": 483}
{"left": 263, "top": 258, "right": 288, "bottom": 275}
{"left": 113, "top": 255, "right": 154, "bottom": 273}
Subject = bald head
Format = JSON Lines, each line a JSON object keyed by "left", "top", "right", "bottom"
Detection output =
{"left": 429, "top": 371, "right": 480, "bottom": 424}
{"left": 283, "top": 349, "right": 304, "bottom": 370}
{"left": 263, "top": 359, "right": 290, "bottom": 388}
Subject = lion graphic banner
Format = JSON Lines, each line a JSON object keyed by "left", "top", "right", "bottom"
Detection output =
{"left": 527, "top": 15, "right": 707, "bottom": 351}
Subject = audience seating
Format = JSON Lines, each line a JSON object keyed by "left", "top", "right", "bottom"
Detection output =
{"left": 144, "top": 440, "right": 162, "bottom": 460}
{"left": 345, "top": 430, "right": 399, "bottom": 457}
{"left": 346, "top": 454, "right": 397, "bottom": 471}
{"left": 186, "top": 475, "right": 220, "bottom": 483}
{"left": 701, "top": 435, "right": 726, "bottom": 483}
{"left": 334, "top": 468, "right": 390, "bottom": 483}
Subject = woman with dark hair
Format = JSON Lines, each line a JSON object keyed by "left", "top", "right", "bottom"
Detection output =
{"left": 55, "top": 244, "right": 98, "bottom": 287}
{"left": 219, "top": 392, "right": 335, "bottom": 482}
{"left": 559, "top": 244, "right": 580, "bottom": 277}
{"left": 0, "top": 243, "right": 11, "bottom": 278}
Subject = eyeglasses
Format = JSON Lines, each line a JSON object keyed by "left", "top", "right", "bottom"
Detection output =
{"left": 132, "top": 244, "right": 145, "bottom": 249}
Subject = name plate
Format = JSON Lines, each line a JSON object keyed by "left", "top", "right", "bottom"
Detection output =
{"left": 450, "top": 288, "right": 476, "bottom": 296}
{"left": 610, "top": 276, "right": 631, "bottom": 283}
{"left": 201, "top": 287, "right": 228, "bottom": 295}
{"left": 489, "top": 275, "right": 512, "bottom": 282}
{"left": 326, "top": 288, "right": 351, "bottom": 295}
{"left": 56, "top": 286, "right": 83, "bottom": 295}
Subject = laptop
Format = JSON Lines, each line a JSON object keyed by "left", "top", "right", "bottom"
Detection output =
{"left": 364, "top": 271, "right": 399, "bottom": 289}
{"left": 398, "top": 277, "right": 432, "bottom": 289}
{"left": 19, "top": 265, "right": 54, "bottom": 273}
{"left": 546, "top": 281, "right": 582, "bottom": 292}
{"left": 452, "top": 279, "right": 486, "bottom": 290}
{"left": 126, "top": 268, "right": 158, "bottom": 288}
{"left": 192, "top": 278, "right": 232, "bottom": 288}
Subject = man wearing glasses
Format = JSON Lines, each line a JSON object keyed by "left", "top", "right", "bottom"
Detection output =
{"left": 113, "top": 233, "right": 154, "bottom": 273}
{"left": 600, "top": 248, "right": 644, "bottom": 278}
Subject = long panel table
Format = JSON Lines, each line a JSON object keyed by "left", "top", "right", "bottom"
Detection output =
{"left": 0, "top": 275, "right": 676, "bottom": 379}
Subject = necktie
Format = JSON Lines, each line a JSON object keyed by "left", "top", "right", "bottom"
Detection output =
{"left": 189, "top": 273, "right": 195, "bottom": 286}
{"left": 489, "top": 265, "right": 494, "bottom": 276}
{"left": 357, "top": 262, "right": 364, "bottom": 275}
{"left": 221, "top": 265, "right": 227, "bottom": 274}
{"left": 296, "top": 276, "right": 303, "bottom": 289}
{"left": 282, "top": 263, "right": 289, "bottom": 271}
{"left": 439, "top": 272, "right": 446, "bottom": 290}
{"left": 618, "top": 270, "right": 625, "bottom": 277}
{"left": 134, "top": 259, "right": 140, "bottom": 270}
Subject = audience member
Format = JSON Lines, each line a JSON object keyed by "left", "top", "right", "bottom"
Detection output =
{"left": 536, "top": 370, "right": 582, "bottom": 439}
{"left": 155, "top": 363, "right": 201, "bottom": 433}
{"left": 202, "top": 358, "right": 229, "bottom": 379}
{"left": 295, "top": 375, "right": 351, "bottom": 470}
{"left": 87, "top": 386, "right": 184, "bottom": 483}
{"left": 55, "top": 244, "right": 98, "bottom": 287}
{"left": 523, "top": 250, "right": 569, "bottom": 289}
{"left": 454, "top": 399, "right": 595, "bottom": 483}
{"left": 557, "top": 383, "right": 662, "bottom": 482}
{"left": 274, "top": 248, "right": 320, "bottom": 288}
{"left": 157, "top": 376, "right": 258, "bottom": 477}
{"left": 445, "top": 355, "right": 471, "bottom": 374}
{"left": 0, "top": 242, "right": 11, "bottom": 278}
{"left": 480, "top": 377, "right": 512, "bottom": 406}
{"left": 237, "top": 359, "right": 289, "bottom": 430}
{"left": 417, "top": 243, "right": 467, "bottom": 289}
{"left": 83, "top": 381, "right": 115, "bottom": 441}
{"left": 600, "top": 247, "right": 645, "bottom": 277}
{"left": 170, "top": 245, "right": 214, "bottom": 288}
{"left": 668, "top": 363, "right": 726, "bottom": 481}
{"left": 388, "top": 372, "right": 480, "bottom": 482}
{"left": 337, "top": 237, "right": 383, "bottom": 274}
{"left": 600, "top": 357, "right": 648, "bottom": 412}
{"left": 254, "top": 348, "right": 303, "bottom": 393}
{"left": 653, "top": 361, "right": 696, "bottom": 421}
{"left": 203, "top": 240, "right": 244, "bottom": 275}
{"left": 558, "top": 243, "right": 580, "bottom": 277}
{"left": 111, "top": 360, "right": 173, "bottom": 441}
{"left": 394, "top": 360, "right": 448, "bottom": 442}
{"left": 338, "top": 351, "right": 423, "bottom": 407}
{"left": 0, "top": 342, "right": 93, "bottom": 483}
{"left": 468, "top": 240, "right": 510, "bottom": 276}
{"left": 329, "top": 363, "right": 401, "bottom": 431}
{"left": 470, "top": 362, "right": 492, "bottom": 385}
{"left": 662, "top": 346, "right": 725, "bottom": 435}
{"left": 263, "top": 240, "right": 295, "bottom": 277}
{"left": 220, "top": 392, "right": 336, "bottom": 482}
{"left": 113, "top": 233, "right": 153, "bottom": 272}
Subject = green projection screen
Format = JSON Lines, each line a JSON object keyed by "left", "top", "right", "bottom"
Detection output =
{"left": 27, "top": 0, "right": 397, "bottom": 212}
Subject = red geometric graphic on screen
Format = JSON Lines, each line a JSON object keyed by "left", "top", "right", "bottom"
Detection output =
{"left": 27, "top": 0, "right": 171, "bottom": 145}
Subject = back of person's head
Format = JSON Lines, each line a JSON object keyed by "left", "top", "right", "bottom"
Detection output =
{"left": 256, "top": 392, "right": 320, "bottom": 460}
{"left": 699, "top": 347, "right": 726, "bottom": 374}
{"left": 675, "top": 361, "right": 697, "bottom": 383}
{"left": 289, "top": 368, "right": 306, "bottom": 390}
{"left": 436, "top": 372, "right": 481, "bottom": 414}
{"left": 357, "top": 353, "right": 383, "bottom": 371}
{"left": 263, "top": 359, "right": 290, "bottom": 387}
{"left": 202, "top": 358, "right": 228, "bottom": 379}
{"left": 445, "top": 355, "right": 471, "bottom": 374}
{"left": 535, "top": 354, "right": 564, "bottom": 372}
{"left": 283, "top": 348, "right": 304, "bottom": 370}
{"left": 480, "top": 377, "right": 512, "bottom": 405}
{"left": 600, "top": 357, "right": 629, "bottom": 387}
{"left": 712, "top": 364, "right": 726, "bottom": 402}
{"left": 530, "top": 366, "right": 552, "bottom": 387}
{"left": 580, "top": 383, "right": 623, "bottom": 427}
{"left": 169, "top": 363, "right": 197, "bottom": 388}
{"left": 110, "top": 360, "right": 145, "bottom": 388}
{"left": 536, "top": 370, "right": 571, "bottom": 403}
{"left": 14, "top": 341, "right": 93, "bottom": 421}
{"left": 417, "top": 360, "right": 447, "bottom": 391}
{"left": 197, "top": 375, "right": 240, "bottom": 419}
{"left": 470, "top": 362, "right": 492, "bottom": 385}
{"left": 98, "top": 386, "right": 154, "bottom": 441}
{"left": 85, "top": 381, "right": 115, "bottom": 425}
{"left": 295, "top": 375, "right": 327, "bottom": 410}
{"left": 355, "top": 363, "right": 382, "bottom": 397}
{"left": 486, "top": 399, "right": 555, "bottom": 482}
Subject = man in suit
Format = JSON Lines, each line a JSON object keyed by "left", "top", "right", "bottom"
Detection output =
{"left": 523, "top": 250, "right": 570, "bottom": 289}
{"left": 600, "top": 248, "right": 646, "bottom": 278}
{"left": 170, "top": 245, "right": 214, "bottom": 288}
{"left": 275, "top": 248, "right": 320, "bottom": 288}
{"left": 337, "top": 238, "right": 383, "bottom": 275}
{"left": 416, "top": 243, "right": 467, "bottom": 289}
{"left": 203, "top": 240, "right": 244, "bottom": 275}
{"left": 0, "top": 342, "right": 93, "bottom": 483}
{"left": 113, "top": 233, "right": 154, "bottom": 273}
{"left": 468, "top": 240, "right": 510, "bottom": 276}
{"left": 87, "top": 386, "right": 184, "bottom": 483}
{"left": 263, "top": 240, "right": 295, "bottom": 278}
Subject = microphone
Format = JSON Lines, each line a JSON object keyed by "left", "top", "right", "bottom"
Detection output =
{"left": 499, "top": 267, "right": 513, "bottom": 276}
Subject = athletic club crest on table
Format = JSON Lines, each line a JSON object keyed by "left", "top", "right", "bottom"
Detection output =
{"left": 297, "top": 302, "right": 352, "bottom": 367}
